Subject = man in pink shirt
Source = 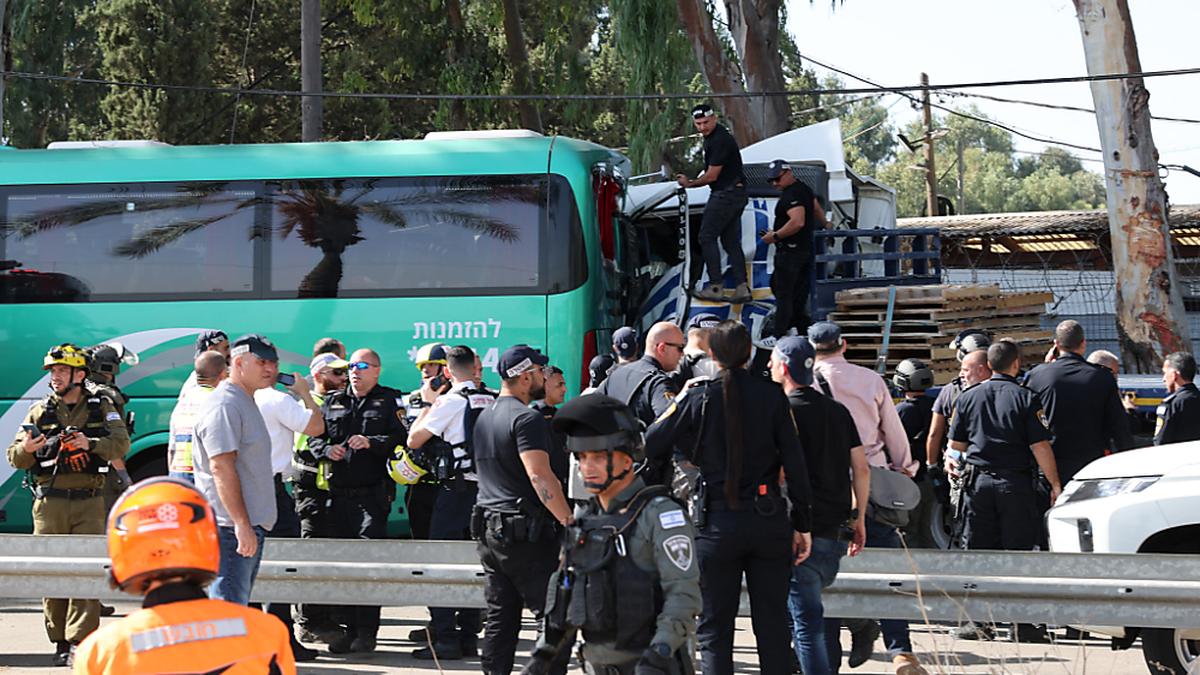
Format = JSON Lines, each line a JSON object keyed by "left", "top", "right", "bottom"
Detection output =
{"left": 809, "top": 321, "right": 927, "bottom": 675}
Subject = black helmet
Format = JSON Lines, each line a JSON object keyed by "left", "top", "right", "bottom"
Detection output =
{"left": 893, "top": 358, "right": 934, "bottom": 392}
{"left": 952, "top": 329, "right": 992, "bottom": 362}
{"left": 552, "top": 395, "right": 644, "bottom": 462}
{"left": 87, "top": 342, "right": 139, "bottom": 378}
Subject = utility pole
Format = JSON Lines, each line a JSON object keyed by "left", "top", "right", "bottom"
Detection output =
{"left": 0, "top": 0, "right": 9, "bottom": 143}
{"left": 921, "top": 73, "right": 938, "bottom": 217}
{"left": 1075, "top": 0, "right": 1191, "bottom": 370}
{"left": 956, "top": 135, "right": 965, "bottom": 215}
{"left": 300, "top": 0, "right": 322, "bottom": 142}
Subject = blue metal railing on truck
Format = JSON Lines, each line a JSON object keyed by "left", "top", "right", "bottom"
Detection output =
{"left": 810, "top": 227, "right": 942, "bottom": 321}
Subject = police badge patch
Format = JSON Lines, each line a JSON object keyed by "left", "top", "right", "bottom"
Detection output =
{"left": 663, "top": 534, "right": 693, "bottom": 571}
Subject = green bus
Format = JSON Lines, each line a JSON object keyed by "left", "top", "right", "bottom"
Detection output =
{"left": 0, "top": 131, "right": 632, "bottom": 534}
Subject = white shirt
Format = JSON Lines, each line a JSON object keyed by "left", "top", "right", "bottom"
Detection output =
{"left": 254, "top": 387, "right": 315, "bottom": 475}
{"left": 415, "top": 380, "right": 494, "bottom": 481}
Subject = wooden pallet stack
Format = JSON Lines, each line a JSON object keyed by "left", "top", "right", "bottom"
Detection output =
{"left": 829, "top": 284, "right": 1054, "bottom": 385}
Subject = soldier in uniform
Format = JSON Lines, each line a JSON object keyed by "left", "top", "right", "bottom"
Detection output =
{"left": 946, "top": 340, "right": 1061, "bottom": 643}
{"left": 6, "top": 344, "right": 130, "bottom": 665}
{"left": 405, "top": 342, "right": 450, "bottom": 540}
{"left": 73, "top": 477, "right": 295, "bottom": 674}
{"left": 85, "top": 343, "right": 138, "bottom": 511}
{"left": 306, "top": 348, "right": 406, "bottom": 654}
{"left": 523, "top": 394, "right": 701, "bottom": 675}
{"left": 1155, "top": 352, "right": 1200, "bottom": 445}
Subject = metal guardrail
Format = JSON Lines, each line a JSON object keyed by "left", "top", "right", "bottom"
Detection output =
{"left": 2, "top": 535, "right": 1199, "bottom": 630}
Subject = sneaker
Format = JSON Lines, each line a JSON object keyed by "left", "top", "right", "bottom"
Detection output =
{"left": 847, "top": 619, "right": 880, "bottom": 667}
{"left": 949, "top": 622, "right": 995, "bottom": 641}
{"left": 1010, "top": 623, "right": 1051, "bottom": 644}
{"left": 731, "top": 282, "right": 752, "bottom": 303}
{"left": 414, "top": 641, "right": 463, "bottom": 660}
{"left": 693, "top": 284, "right": 725, "bottom": 301}
{"left": 892, "top": 653, "right": 928, "bottom": 675}
{"left": 52, "top": 641, "right": 71, "bottom": 667}
{"left": 291, "top": 641, "right": 319, "bottom": 662}
{"left": 1062, "top": 626, "right": 1090, "bottom": 640}
{"left": 349, "top": 636, "right": 377, "bottom": 653}
{"left": 298, "top": 624, "right": 344, "bottom": 644}
{"left": 408, "top": 626, "right": 433, "bottom": 642}
{"left": 327, "top": 631, "right": 355, "bottom": 655}
{"left": 99, "top": 604, "right": 116, "bottom": 617}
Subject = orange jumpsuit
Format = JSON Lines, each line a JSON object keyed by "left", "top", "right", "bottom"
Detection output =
{"left": 73, "top": 583, "right": 295, "bottom": 674}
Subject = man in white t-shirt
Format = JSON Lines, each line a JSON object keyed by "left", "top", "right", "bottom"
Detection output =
{"left": 254, "top": 360, "right": 324, "bottom": 662}
{"left": 406, "top": 345, "right": 496, "bottom": 661}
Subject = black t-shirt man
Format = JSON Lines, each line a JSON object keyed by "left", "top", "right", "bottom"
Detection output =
{"left": 773, "top": 180, "right": 818, "bottom": 255}
{"left": 474, "top": 395, "right": 556, "bottom": 512}
{"left": 786, "top": 387, "right": 861, "bottom": 540}
{"left": 703, "top": 124, "right": 746, "bottom": 192}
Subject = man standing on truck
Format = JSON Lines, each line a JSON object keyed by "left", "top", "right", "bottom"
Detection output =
{"left": 678, "top": 103, "right": 751, "bottom": 304}
{"left": 764, "top": 159, "right": 826, "bottom": 338}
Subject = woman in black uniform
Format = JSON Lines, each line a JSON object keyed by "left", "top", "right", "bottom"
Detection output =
{"left": 645, "top": 320, "right": 813, "bottom": 675}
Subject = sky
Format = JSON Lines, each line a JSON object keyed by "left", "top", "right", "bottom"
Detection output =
{"left": 784, "top": 0, "right": 1200, "bottom": 205}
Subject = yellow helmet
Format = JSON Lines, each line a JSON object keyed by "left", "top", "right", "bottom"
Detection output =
{"left": 387, "top": 445, "right": 431, "bottom": 485}
{"left": 415, "top": 343, "right": 449, "bottom": 369}
{"left": 43, "top": 343, "right": 89, "bottom": 370}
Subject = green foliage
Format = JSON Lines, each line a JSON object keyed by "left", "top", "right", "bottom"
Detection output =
{"left": 877, "top": 106, "right": 1106, "bottom": 217}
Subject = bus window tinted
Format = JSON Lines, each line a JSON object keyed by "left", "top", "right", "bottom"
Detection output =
{"left": 0, "top": 182, "right": 257, "bottom": 302}
{"left": 267, "top": 176, "right": 546, "bottom": 298}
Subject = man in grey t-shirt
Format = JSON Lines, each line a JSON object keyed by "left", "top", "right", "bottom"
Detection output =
{"left": 193, "top": 333, "right": 280, "bottom": 605}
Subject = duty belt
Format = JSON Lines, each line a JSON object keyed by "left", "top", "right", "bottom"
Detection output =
{"left": 33, "top": 486, "right": 101, "bottom": 500}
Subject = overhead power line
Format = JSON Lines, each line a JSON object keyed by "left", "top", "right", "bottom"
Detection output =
{"left": 944, "top": 90, "right": 1200, "bottom": 125}
{"left": 1, "top": 66, "right": 1199, "bottom": 102}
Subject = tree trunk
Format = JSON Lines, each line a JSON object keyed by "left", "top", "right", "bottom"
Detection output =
{"left": 723, "top": 0, "right": 789, "bottom": 137}
{"left": 445, "top": 0, "right": 468, "bottom": 129}
{"left": 1075, "top": 0, "right": 1191, "bottom": 370}
{"left": 499, "top": 0, "right": 542, "bottom": 133}
{"left": 674, "top": 0, "right": 761, "bottom": 144}
{"left": 300, "top": 0, "right": 322, "bottom": 142}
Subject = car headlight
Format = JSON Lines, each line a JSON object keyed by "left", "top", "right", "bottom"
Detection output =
{"left": 1057, "top": 476, "right": 1160, "bottom": 505}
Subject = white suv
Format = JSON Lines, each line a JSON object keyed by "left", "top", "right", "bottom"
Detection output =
{"left": 1047, "top": 442, "right": 1200, "bottom": 674}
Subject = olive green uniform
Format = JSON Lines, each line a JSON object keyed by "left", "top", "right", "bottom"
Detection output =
{"left": 6, "top": 391, "right": 129, "bottom": 645}
{"left": 537, "top": 477, "right": 701, "bottom": 674}
{"left": 87, "top": 381, "right": 132, "bottom": 513}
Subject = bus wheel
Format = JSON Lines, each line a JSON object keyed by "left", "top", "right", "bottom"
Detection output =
{"left": 127, "top": 447, "right": 168, "bottom": 482}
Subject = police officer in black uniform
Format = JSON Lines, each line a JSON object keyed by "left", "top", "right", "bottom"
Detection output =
{"left": 947, "top": 340, "right": 1061, "bottom": 642}
{"left": 307, "top": 347, "right": 406, "bottom": 654}
{"left": 1155, "top": 351, "right": 1200, "bottom": 445}
{"left": 473, "top": 345, "right": 573, "bottom": 675}
{"left": 407, "top": 345, "right": 497, "bottom": 660}
{"left": 523, "top": 395, "right": 702, "bottom": 675}
{"left": 1023, "top": 320, "right": 1133, "bottom": 484}
{"left": 763, "top": 159, "right": 824, "bottom": 339}
{"left": 645, "top": 320, "right": 812, "bottom": 675}
{"left": 668, "top": 313, "right": 721, "bottom": 391}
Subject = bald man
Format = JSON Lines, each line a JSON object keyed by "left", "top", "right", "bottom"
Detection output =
{"left": 598, "top": 322, "right": 683, "bottom": 426}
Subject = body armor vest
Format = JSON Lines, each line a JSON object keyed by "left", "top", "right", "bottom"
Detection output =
{"left": 32, "top": 394, "right": 111, "bottom": 476}
{"left": 547, "top": 485, "right": 668, "bottom": 651}
{"left": 424, "top": 386, "right": 496, "bottom": 480}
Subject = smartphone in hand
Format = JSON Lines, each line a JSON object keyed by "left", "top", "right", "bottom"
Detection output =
{"left": 20, "top": 424, "right": 42, "bottom": 439}
{"left": 276, "top": 372, "right": 296, "bottom": 386}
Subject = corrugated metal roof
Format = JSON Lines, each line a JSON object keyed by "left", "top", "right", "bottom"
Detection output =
{"left": 896, "top": 204, "right": 1200, "bottom": 237}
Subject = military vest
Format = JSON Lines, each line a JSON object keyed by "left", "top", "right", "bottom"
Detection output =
{"left": 423, "top": 385, "right": 496, "bottom": 479}
{"left": 546, "top": 485, "right": 667, "bottom": 651}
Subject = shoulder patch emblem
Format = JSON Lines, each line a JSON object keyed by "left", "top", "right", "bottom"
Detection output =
{"left": 658, "top": 509, "right": 687, "bottom": 529}
{"left": 662, "top": 534, "right": 694, "bottom": 572}
{"left": 105, "top": 412, "right": 121, "bottom": 422}
{"left": 1036, "top": 408, "right": 1050, "bottom": 429}
{"left": 653, "top": 401, "right": 678, "bottom": 425}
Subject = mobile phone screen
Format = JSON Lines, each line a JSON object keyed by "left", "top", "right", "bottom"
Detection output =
{"left": 276, "top": 372, "right": 296, "bottom": 386}
{"left": 21, "top": 424, "right": 42, "bottom": 439}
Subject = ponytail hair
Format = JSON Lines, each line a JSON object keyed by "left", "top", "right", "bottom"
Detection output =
{"left": 707, "top": 321, "right": 752, "bottom": 507}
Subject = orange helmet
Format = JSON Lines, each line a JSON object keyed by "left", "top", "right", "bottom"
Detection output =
{"left": 107, "top": 477, "right": 220, "bottom": 594}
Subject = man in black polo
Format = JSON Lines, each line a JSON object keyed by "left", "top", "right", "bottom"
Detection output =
{"left": 473, "top": 345, "right": 573, "bottom": 675}
{"left": 1156, "top": 351, "right": 1200, "bottom": 445}
{"left": 678, "top": 103, "right": 751, "bottom": 304}
{"left": 764, "top": 159, "right": 825, "bottom": 338}
{"left": 1023, "top": 320, "right": 1133, "bottom": 484}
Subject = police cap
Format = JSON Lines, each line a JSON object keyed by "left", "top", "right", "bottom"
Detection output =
{"left": 612, "top": 327, "right": 638, "bottom": 360}
{"left": 552, "top": 394, "right": 644, "bottom": 461}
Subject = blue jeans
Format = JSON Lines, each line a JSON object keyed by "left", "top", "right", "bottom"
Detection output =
{"left": 211, "top": 525, "right": 267, "bottom": 605}
{"left": 168, "top": 471, "right": 194, "bottom": 484}
{"left": 789, "top": 537, "right": 847, "bottom": 675}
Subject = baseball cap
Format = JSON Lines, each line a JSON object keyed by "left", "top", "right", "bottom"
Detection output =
{"left": 230, "top": 333, "right": 278, "bottom": 362}
{"left": 687, "top": 313, "right": 722, "bottom": 331}
{"left": 766, "top": 159, "right": 791, "bottom": 180}
{"left": 496, "top": 344, "right": 550, "bottom": 379}
{"left": 310, "top": 352, "right": 350, "bottom": 376}
{"left": 807, "top": 321, "right": 843, "bottom": 348}
{"left": 691, "top": 103, "right": 715, "bottom": 120}
{"left": 773, "top": 336, "right": 817, "bottom": 386}
{"left": 612, "top": 327, "right": 638, "bottom": 360}
{"left": 194, "top": 330, "right": 228, "bottom": 356}
{"left": 588, "top": 354, "right": 615, "bottom": 382}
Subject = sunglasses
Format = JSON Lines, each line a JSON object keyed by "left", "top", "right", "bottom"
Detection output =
{"left": 327, "top": 368, "right": 348, "bottom": 377}
{"left": 767, "top": 176, "right": 782, "bottom": 185}
{"left": 348, "top": 361, "right": 377, "bottom": 370}
{"left": 665, "top": 342, "right": 686, "bottom": 351}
